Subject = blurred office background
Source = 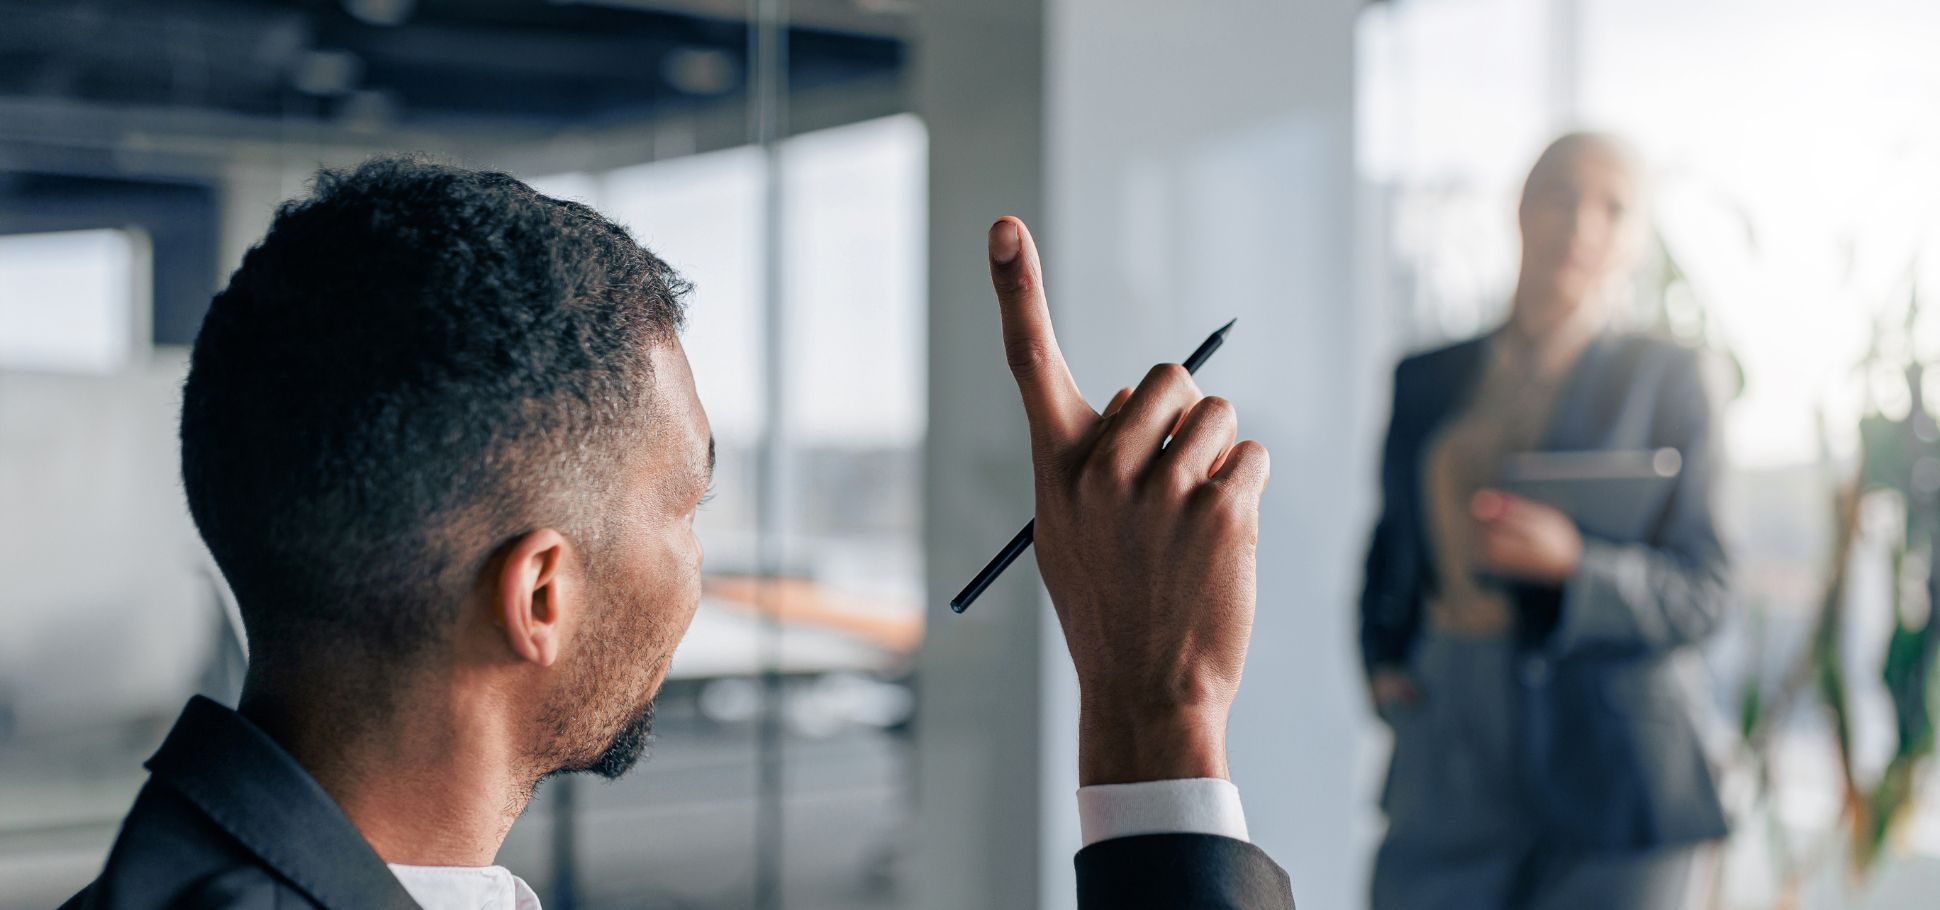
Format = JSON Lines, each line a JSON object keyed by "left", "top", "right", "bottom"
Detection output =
{"left": 0, "top": 1, "right": 1937, "bottom": 908}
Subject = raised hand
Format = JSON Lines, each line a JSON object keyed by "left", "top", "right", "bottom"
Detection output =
{"left": 986, "top": 216, "right": 1271, "bottom": 786}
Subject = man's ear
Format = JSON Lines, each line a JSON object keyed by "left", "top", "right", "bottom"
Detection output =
{"left": 492, "top": 528, "right": 577, "bottom": 667}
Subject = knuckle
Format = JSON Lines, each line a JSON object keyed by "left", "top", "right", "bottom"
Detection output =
{"left": 1141, "top": 362, "right": 1192, "bottom": 392}
{"left": 1229, "top": 440, "right": 1269, "bottom": 475}
{"left": 1191, "top": 396, "right": 1237, "bottom": 431}
{"left": 1107, "top": 449, "right": 1146, "bottom": 484}
{"left": 993, "top": 264, "right": 1037, "bottom": 296}
{"left": 1090, "top": 426, "right": 1142, "bottom": 470}
{"left": 1191, "top": 481, "right": 1243, "bottom": 522}
{"left": 1164, "top": 471, "right": 1195, "bottom": 500}
{"left": 1202, "top": 495, "right": 1257, "bottom": 542}
{"left": 1158, "top": 460, "right": 1200, "bottom": 495}
{"left": 1004, "top": 337, "right": 1056, "bottom": 375}
{"left": 1208, "top": 465, "right": 1267, "bottom": 517}
{"left": 1084, "top": 447, "right": 1130, "bottom": 484}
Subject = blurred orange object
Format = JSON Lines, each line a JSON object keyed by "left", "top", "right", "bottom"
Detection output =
{"left": 702, "top": 575, "right": 923, "bottom": 656}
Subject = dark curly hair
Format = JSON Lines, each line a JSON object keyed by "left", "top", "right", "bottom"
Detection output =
{"left": 181, "top": 157, "right": 688, "bottom": 672}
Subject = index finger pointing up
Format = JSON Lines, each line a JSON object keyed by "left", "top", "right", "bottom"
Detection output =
{"left": 989, "top": 216, "right": 1092, "bottom": 449}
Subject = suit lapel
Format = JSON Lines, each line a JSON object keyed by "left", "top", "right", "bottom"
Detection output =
{"left": 1424, "top": 336, "right": 1491, "bottom": 435}
{"left": 144, "top": 697, "right": 420, "bottom": 910}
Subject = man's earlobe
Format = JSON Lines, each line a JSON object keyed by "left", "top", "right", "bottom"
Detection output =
{"left": 494, "top": 529, "right": 574, "bottom": 667}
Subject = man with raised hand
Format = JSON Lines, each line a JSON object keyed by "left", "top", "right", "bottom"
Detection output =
{"left": 64, "top": 162, "right": 1292, "bottom": 910}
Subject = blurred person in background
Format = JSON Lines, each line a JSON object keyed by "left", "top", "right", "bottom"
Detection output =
{"left": 1359, "top": 133, "right": 1731, "bottom": 909}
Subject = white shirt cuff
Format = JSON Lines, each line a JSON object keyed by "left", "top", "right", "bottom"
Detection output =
{"left": 1075, "top": 777, "right": 1250, "bottom": 847}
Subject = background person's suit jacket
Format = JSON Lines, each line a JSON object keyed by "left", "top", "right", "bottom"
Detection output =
{"left": 1360, "top": 331, "right": 1731, "bottom": 851}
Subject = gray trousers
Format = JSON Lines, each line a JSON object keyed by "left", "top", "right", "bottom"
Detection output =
{"left": 1371, "top": 634, "right": 1700, "bottom": 910}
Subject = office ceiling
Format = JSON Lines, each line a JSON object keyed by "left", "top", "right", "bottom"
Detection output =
{"left": 0, "top": 0, "right": 908, "bottom": 132}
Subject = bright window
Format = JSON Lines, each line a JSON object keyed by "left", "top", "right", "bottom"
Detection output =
{"left": 0, "top": 229, "right": 140, "bottom": 374}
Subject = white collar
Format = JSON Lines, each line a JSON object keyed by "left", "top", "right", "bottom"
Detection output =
{"left": 387, "top": 862, "right": 544, "bottom": 910}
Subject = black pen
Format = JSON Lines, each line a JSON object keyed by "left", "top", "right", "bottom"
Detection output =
{"left": 950, "top": 318, "right": 1237, "bottom": 614}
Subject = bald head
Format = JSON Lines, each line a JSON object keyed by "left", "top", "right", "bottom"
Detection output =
{"left": 1515, "top": 131, "right": 1647, "bottom": 328}
{"left": 1522, "top": 132, "right": 1643, "bottom": 206}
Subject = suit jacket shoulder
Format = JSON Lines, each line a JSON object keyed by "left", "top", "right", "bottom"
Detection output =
{"left": 60, "top": 779, "right": 299, "bottom": 910}
{"left": 62, "top": 697, "right": 419, "bottom": 910}
{"left": 1397, "top": 331, "right": 1700, "bottom": 389}
{"left": 1393, "top": 336, "right": 1489, "bottom": 395}
{"left": 1076, "top": 833, "right": 1294, "bottom": 910}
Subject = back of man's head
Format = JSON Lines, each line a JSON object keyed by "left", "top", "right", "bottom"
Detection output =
{"left": 181, "top": 157, "right": 687, "bottom": 678}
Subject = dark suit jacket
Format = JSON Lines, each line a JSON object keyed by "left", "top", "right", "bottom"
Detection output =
{"left": 1360, "top": 332, "right": 1731, "bottom": 850}
{"left": 67, "top": 696, "right": 1294, "bottom": 909}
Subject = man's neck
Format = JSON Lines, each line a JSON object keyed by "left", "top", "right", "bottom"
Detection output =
{"left": 238, "top": 676, "right": 537, "bottom": 868}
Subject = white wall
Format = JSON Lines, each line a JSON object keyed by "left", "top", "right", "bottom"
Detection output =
{"left": 913, "top": 3, "right": 1051, "bottom": 909}
{"left": 918, "top": 2, "right": 1388, "bottom": 908}
{"left": 0, "top": 353, "right": 211, "bottom": 730}
{"left": 1042, "top": 2, "right": 1379, "bottom": 908}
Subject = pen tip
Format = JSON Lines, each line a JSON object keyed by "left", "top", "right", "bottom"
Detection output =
{"left": 1218, "top": 317, "right": 1237, "bottom": 334}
